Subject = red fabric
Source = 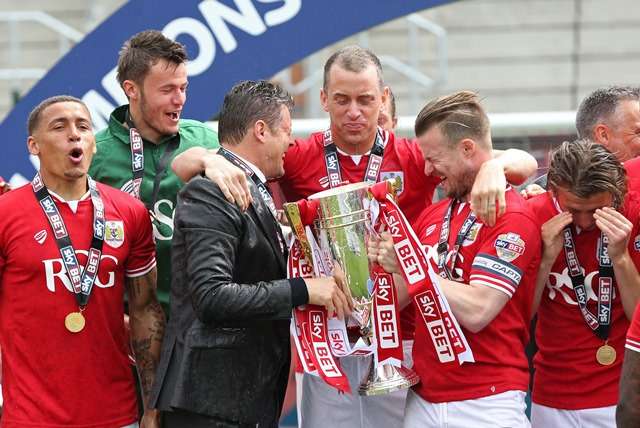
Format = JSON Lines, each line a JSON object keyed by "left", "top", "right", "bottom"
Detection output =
{"left": 527, "top": 192, "right": 639, "bottom": 409}
{"left": 626, "top": 304, "right": 640, "bottom": 353}
{"left": 281, "top": 132, "right": 440, "bottom": 343}
{"left": 0, "top": 183, "right": 156, "bottom": 427}
{"left": 410, "top": 190, "right": 541, "bottom": 402}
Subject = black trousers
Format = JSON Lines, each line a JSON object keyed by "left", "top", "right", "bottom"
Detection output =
{"left": 162, "top": 409, "right": 263, "bottom": 428}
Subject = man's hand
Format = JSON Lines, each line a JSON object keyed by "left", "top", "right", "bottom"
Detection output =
{"left": 203, "top": 154, "right": 252, "bottom": 211}
{"left": 595, "top": 207, "right": 633, "bottom": 262}
{"left": 541, "top": 212, "right": 573, "bottom": 263}
{"left": 367, "top": 232, "right": 400, "bottom": 274}
{"left": 304, "top": 276, "right": 353, "bottom": 320}
{"left": 171, "top": 148, "right": 253, "bottom": 210}
{"left": 470, "top": 158, "right": 507, "bottom": 227}
{"left": 140, "top": 408, "right": 160, "bottom": 428}
{"left": 520, "top": 183, "right": 546, "bottom": 199}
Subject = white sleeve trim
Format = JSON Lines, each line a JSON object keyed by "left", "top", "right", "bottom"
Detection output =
{"left": 125, "top": 258, "right": 157, "bottom": 278}
{"left": 470, "top": 278, "right": 514, "bottom": 298}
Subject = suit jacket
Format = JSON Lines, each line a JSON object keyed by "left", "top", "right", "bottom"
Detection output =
{"left": 150, "top": 176, "right": 299, "bottom": 427}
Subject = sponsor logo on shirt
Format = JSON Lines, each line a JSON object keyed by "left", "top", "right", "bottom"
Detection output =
{"left": 105, "top": 220, "right": 124, "bottom": 248}
{"left": 42, "top": 250, "right": 118, "bottom": 292}
{"left": 547, "top": 269, "right": 617, "bottom": 305}
{"left": 380, "top": 171, "right": 404, "bottom": 195}
{"left": 495, "top": 233, "right": 525, "bottom": 262}
{"left": 425, "top": 224, "right": 437, "bottom": 237}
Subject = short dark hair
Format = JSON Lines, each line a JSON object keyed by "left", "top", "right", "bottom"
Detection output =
{"left": 27, "top": 95, "right": 89, "bottom": 135}
{"left": 548, "top": 139, "right": 627, "bottom": 208}
{"left": 575, "top": 86, "right": 640, "bottom": 139}
{"left": 323, "top": 45, "right": 384, "bottom": 91}
{"left": 218, "top": 80, "right": 294, "bottom": 145}
{"left": 116, "top": 30, "right": 187, "bottom": 87}
{"left": 414, "top": 91, "right": 490, "bottom": 149}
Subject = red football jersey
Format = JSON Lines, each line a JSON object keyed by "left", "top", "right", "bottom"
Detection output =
{"left": 410, "top": 190, "right": 541, "bottom": 402}
{"left": 626, "top": 303, "right": 640, "bottom": 353}
{"left": 528, "top": 192, "right": 639, "bottom": 409}
{"left": 281, "top": 130, "right": 440, "bottom": 341}
{"left": 0, "top": 183, "right": 156, "bottom": 427}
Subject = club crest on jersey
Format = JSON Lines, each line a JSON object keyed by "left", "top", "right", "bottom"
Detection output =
{"left": 462, "top": 223, "right": 482, "bottom": 247}
{"left": 635, "top": 234, "right": 640, "bottom": 252}
{"left": 425, "top": 224, "right": 437, "bottom": 237}
{"left": 105, "top": 220, "right": 124, "bottom": 248}
{"left": 495, "top": 233, "right": 525, "bottom": 262}
{"left": 380, "top": 172, "right": 404, "bottom": 195}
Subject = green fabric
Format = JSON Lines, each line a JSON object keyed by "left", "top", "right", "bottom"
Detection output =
{"left": 90, "top": 105, "right": 219, "bottom": 308}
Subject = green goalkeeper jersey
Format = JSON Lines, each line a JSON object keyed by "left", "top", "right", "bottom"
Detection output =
{"left": 90, "top": 104, "right": 219, "bottom": 308}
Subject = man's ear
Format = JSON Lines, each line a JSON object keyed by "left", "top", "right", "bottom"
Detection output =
{"left": 593, "top": 123, "right": 610, "bottom": 147}
{"left": 253, "top": 119, "right": 268, "bottom": 143}
{"left": 27, "top": 136, "right": 40, "bottom": 156}
{"left": 459, "top": 138, "right": 476, "bottom": 158}
{"left": 320, "top": 88, "right": 329, "bottom": 113}
{"left": 122, "top": 80, "right": 139, "bottom": 101}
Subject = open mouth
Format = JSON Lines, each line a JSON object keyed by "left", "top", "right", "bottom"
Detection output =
{"left": 68, "top": 148, "right": 83, "bottom": 164}
{"left": 167, "top": 111, "right": 180, "bottom": 121}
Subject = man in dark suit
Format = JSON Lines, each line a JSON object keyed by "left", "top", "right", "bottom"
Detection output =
{"left": 150, "top": 80, "right": 352, "bottom": 427}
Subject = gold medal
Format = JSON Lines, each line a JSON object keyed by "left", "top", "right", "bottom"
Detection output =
{"left": 596, "top": 343, "right": 616, "bottom": 366}
{"left": 64, "top": 312, "right": 86, "bottom": 333}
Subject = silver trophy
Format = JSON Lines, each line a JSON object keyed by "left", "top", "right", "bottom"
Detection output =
{"left": 286, "top": 181, "right": 419, "bottom": 395}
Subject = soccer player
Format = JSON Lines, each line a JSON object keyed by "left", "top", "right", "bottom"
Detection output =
{"left": 172, "top": 47, "right": 537, "bottom": 428}
{"left": 527, "top": 139, "right": 640, "bottom": 427}
{"left": 0, "top": 95, "right": 164, "bottom": 427}
{"left": 522, "top": 86, "right": 640, "bottom": 197}
{"left": 89, "top": 30, "right": 249, "bottom": 311}
{"left": 370, "top": 91, "right": 542, "bottom": 428}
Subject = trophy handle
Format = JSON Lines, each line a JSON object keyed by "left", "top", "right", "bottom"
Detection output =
{"left": 283, "top": 202, "right": 315, "bottom": 269}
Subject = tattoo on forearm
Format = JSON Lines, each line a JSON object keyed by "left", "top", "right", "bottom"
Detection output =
{"left": 128, "top": 269, "right": 166, "bottom": 407}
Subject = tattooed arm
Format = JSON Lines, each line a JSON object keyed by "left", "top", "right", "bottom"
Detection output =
{"left": 127, "top": 267, "right": 165, "bottom": 427}
{"left": 617, "top": 348, "right": 640, "bottom": 427}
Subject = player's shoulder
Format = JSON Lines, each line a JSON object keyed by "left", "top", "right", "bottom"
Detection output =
{"left": 413, "top": 198, "right": 448, "bottom": 231}
{"left": 177, "top": 119, "right": 219, "bottom": 149}
{"left": 0, "top": 183, "right": 33, "bottom": 209}
{"left": 97, "top": 182, "right": 147, "bottom": 214}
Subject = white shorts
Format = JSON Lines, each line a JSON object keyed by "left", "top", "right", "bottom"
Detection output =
{"left": 299, "top": 339, "right": 413, "bottom": 428}
{"left": 531, "top": 403, "right": 615, "bottom": 428}
{"left": 403, "top": 389, "right": 530, "bottom": 428}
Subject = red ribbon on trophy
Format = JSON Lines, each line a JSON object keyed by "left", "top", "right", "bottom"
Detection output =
{"left": 368, "top": 182, "right": 474, "bottom": 364}
{"left": 370, "top": 266, "right": 403, "bottom": 368}
{"left": 287, "top": 200, "right": 351, "bottom": 394}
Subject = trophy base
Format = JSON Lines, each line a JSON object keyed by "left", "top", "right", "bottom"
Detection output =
{"left": 358, "top": 361, "right": 420, "bottom": 396}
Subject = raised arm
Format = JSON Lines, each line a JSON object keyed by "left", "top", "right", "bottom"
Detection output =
{"left": 178, "top": 177, "right": 350, "bottom": 324}
{"left": 127, "top": 267, "right": 165, "bottom": 427}
{"left": 171, "top": 147, "right": 252, "bottom": 210}
{"left": 471, "top": 149, "right": 538, "bottom": 226}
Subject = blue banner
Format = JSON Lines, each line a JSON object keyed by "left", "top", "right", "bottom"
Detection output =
{"left": 0, "top": 0, "right": 454, "bottom": 184}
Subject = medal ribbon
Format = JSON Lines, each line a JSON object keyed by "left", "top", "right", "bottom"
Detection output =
{"left": 368, "top": 182, "right": 474, "bottom": 364}
{"left": 32, "top": 173, "right": 105, "bottom": 307}
{"left": 322, "top": 128, "right": 386, "bottom": 188}
{"left": 125, "top": 110, "right": 180, "bottom": 211}
{"left": 436, "top": 200, "right": 477, "bottom": 281}
{"left": 562, "top": 227, "right": 613, "bottom": 340}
